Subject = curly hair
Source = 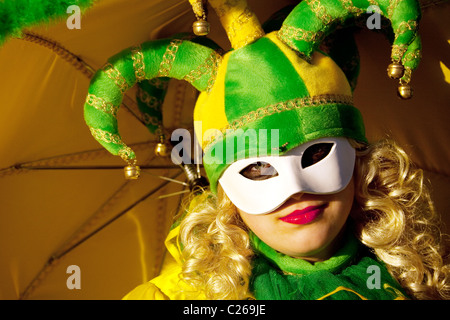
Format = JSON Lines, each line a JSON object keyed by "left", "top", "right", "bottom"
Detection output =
{"left": 178, "top": 139, "right": 450, "bottom": 300}
{"left": 351, "top": 139, "right": 450, "bottom": 299}
{"left": 178, "top": 189, "right": 254, "bottom": 299}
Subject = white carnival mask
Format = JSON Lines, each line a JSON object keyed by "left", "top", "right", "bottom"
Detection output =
{"left": 219, "top": 137, "right": 355, "bottom": 214}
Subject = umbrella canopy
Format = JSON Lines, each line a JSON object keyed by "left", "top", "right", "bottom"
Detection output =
{"left": 0, "top": 0, "right": 449, "bottom": 300}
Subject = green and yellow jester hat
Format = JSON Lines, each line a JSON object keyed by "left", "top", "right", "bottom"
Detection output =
{"left": 84, "top": 0, "right": 422, "bottom": 194}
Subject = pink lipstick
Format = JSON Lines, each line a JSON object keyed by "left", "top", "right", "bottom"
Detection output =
{"left": 279, "top": 204, "right": 327, "bottom": 225}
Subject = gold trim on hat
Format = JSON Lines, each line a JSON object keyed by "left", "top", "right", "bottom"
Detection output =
{"left": 201, "top": 94, "right": 354, "bottom": 150}
{"left": 137, "top": 87, "right": 163, "bottom": 112}
{"left": 131, "top": 45, "right": 146, "bottom": 82}
{"left": 208, "top": 0, "right": 265, "bottom": 49}
{"left": 391, "top": 43, "right": 408, "bottom": 62}
{"left": 102, "top": 63, "right": 130, "bottom": 94}
{"left": 394, "top": 20, "right": 418, "bottom": 41}
{"left": 184, "top": 50, "right": 223, "bottom": 92}
{"left": 89, "top": 127, "right": 134, "bottom": 161}
{"left": 158, "top": 39, "right": 183, "bottom": 77}
{"left": 387, "top": 0, "right": 402, "bottom": 19}
{"left": 306, "top": 0, "right": 333, "bottom": 25}
{"left": 86, "top": 94, "right": 119, "bottom": 116}
{"left": 89, "top": 127, "right": 123, "bottom": 145}
{"left": 277, "top": 26, "right": 324, "bottom": 49}
{"left": 402, "top": 49, "right": 421, "bottom": 63}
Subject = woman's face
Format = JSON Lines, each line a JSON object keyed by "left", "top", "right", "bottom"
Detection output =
{"left": 236, "top": 179, "right": 355, "bottom": 261}
{"left": 220, "top": 137, "right": 357, "bottom": 261}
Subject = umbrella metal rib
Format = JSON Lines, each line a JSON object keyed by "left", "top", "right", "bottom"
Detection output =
{"left": 15, "top": 165, "right": 180, "bottom": 170}
{"left": 20, "top": 32, "right": 150, "bottom": 128}
{"left": 13, "top": 15, "right": 201, "bottom": 300}
{"left": 0, "top": 140, "right": 162, "bottom": 176}
{"left": 20, "top": 169, "right": 185, "bottom": 299}
{"left": 53, "top": 170, "right": 184, "bottom": 259}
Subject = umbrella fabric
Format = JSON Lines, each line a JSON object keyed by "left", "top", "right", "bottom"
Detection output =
{"left": 0, "top": 0, "right": 449, "bottom": 300}
{"left": 0, "top": 0, "right": 196, "bottom": 300}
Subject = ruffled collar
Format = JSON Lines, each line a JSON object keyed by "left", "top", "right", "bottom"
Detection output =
{"left": 249, "top": 230, "right": 360, "bottom": 275}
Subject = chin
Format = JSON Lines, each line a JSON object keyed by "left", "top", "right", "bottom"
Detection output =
{"left": 275, "top": 227, "right": 340, "bottom": 259}
{"left": 277, "top": 236, "right": 331, "bottom": 258}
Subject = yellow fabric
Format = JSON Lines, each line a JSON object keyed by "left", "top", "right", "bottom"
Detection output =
{"left": 316, "top": 286, "right": 369, "bottom": 300}
{"left": 194, "top": 53, "right": 230, "bottom": 147}
{"left": 315, "top": 284, "right": 406, "bottom": 300}
{"left": 165, "top": 225, "right": 183, "bottom": 265}
{"left": 123, "top": 194, "right": 212, "bottom": 300}
{"left": 266, "top": 32, "right": 352, "bottom": 97}
{"left": 123, "top": 225, "right": 206, "bottom": 300}
{"left": 122, "top": 281, "right": 170, "bottom": 300}
{"left": 208, "top": 0, "right": 265, "bottom": 49}
{"left": 193, "top": 32, "right": 353, "bottom": 153}
{"left": 188, "top": 0, "right": 204, "bottom": 18}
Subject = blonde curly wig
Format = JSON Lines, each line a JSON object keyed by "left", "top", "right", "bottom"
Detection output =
{"left": 351, "top": 139, "right": 450, "bottom": 299}
{"left": 178, "top": 139, "right": 450, "bottom": 300}
{"left": 178, "top": 188, "right": 254, "bottom": 299}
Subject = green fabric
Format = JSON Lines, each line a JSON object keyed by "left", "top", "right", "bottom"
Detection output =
{"left": 280, "top": 0, "right": 421, "bottom": 73}
{"left": 169, "top": 41, "right": 214, "bottom": 89}
{"left": 84, "top": 37, "right": 218, "bottom": 159}
{"left": 204, "top": 103, "right": 366, "bottom": 194}
{"left": 136, "top": 78, "right": 170, "bottom": 134}
{"left": 249, "top": 232, "right": 409, "bottom": 300}
{"left": 135, "top": 35, "right": 222, "bottom": 135}
{"left": 81, "top": 0, "right": 422, "bottom": 189}
{"left": 263, "top": 5, "right": 361, "bottom": 91}
{"left": 203, "top": 33, "right": 367, "bottom": 193}
{"left": 402, "top": 34, "right": 421, "bottom": 70}
{"left": 250, "top": 231, "right": 359, "bottom": 275}
{"left": 201, "top": 0, "right": 422, "bottom": 193}
{"left": 225, "top": 36, "right": 309, "bottom": 121}
{"left": 320, "top": 0, "right": 349, "bottom": 20}
{"left": 140, "top": 39, "right": 174, "bottom": 80}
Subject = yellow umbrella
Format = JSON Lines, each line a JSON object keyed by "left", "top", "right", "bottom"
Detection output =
{"left": 0, "top": 0, "right": 448, "bottom": 300}
{"left": 0, "top": 0, "right": 198, "bottom": 300}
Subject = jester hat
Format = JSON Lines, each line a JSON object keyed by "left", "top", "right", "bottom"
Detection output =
{"left": 84, "top": 0, "right": 422, "bottom": 193}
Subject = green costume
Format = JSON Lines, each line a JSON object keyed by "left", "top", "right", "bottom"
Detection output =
{"left": 250, "top": 232, "right": 408, "bottom": 300}
{"left": 123, "top": 225, "right": 408, "bottom": 300}
{"left": 82, "top": 0, "right": 422, "bottom": 300}
{"left": 82, "top": 0, "right": 421, "bottom": 184}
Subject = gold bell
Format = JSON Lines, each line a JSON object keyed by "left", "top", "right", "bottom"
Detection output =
{"left": 124, "top": 164, "right": 141, "bottom": 180}
{"left": 387, "top": 63, "right": 404, "bottom": 79}
{"left": 397, "top": 84, "right": 413, "bottom": 99}
{"left": 192, "top": 20, "right": 210, "bottom": 36}
{"left": 155, "top": 142, "right": 169, "bottom": 157}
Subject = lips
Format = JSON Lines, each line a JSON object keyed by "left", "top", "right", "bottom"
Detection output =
{"left": 279, "top": 204, "right": 327, "bottom": 225}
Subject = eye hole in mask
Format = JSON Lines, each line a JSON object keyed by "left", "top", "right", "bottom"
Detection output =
{"left": 239, "top": 161, "right": 279, "bottom": 181}
{"left": 219, "top": 137, "right": 355, "bottom": 215}
{"left": 301, "top": 143, "right": 334, "bottom": 168}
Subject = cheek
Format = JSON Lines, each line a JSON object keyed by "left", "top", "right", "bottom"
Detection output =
{"left": 237, "top": 210, "right": 285, "bottom": 248}
{"left": 238, "top": 211, "right": 270, "bottom": 235}
{"left": 333, "top": 179, "right": 355, "bottom": 218}
{"left": 319, "top": 180, "right": 355, "bottom": 239}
